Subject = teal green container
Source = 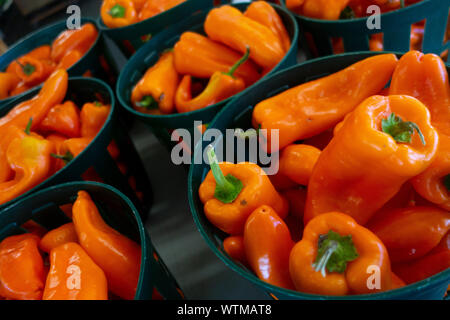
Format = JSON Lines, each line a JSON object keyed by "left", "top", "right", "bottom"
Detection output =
{"left": 188, "top": 52, "right": 450, "bottom": 300}
{"left": 97, "top": 0, "right": 211, "bottom": 58}
{"left": 116, "top": 2, "right": 298, "bottom": 151}
{"left": 0, "top": 77, "right": 152, "bottom": 220}
{"left": 0, "top": 181, "right": 183, "bottom": 300}
{"left": 281, "top": 0, "right": 450, "bottom": 57}
{"left": 0, "top": 18, "right": 116, "bottom": 108}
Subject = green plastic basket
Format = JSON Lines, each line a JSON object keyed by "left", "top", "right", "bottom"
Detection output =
{"left": 0, "top": 17, "right": 117, "bottom": 108}
{"left": 96, "top": 0, "right": 211, "bottom": 58}
{"left": 188, "top": 51, "right": 450, "bottom": 300}
{"left": 116, "top": 1, "right": 298, "bottom": 152}
{"left": 0, "top": 181, "right": 183, "bottom": 300}
{"left": 281, "top": 0, "right": 450, "bottom": 57}
{"left": 0, "top": 77, "right": 152, "bottom": 220}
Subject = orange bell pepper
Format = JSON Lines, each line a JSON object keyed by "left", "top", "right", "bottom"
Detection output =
{"left": 199, "top": 147, "right": 289, "bottom": 235}
{"left": 0, "top": 72, "right": 20, "bottom": 99}
{"left": 101, "top": 0, "right": 138, "bottom": 28}
{"left": 204, "top": 5, "right": 285, "bottom": 69}
{"left": 390, "top": 51, "right": 450, "bottom": 211}
{"left": 286, "top": 0, "right": 350, "bottom": 20}
{"left": 72, "top": 190, "right": 141, "bottom": 300}
{"left": 43, "top": 242, "right": 108, "bottom": 300}
{"left": 39, "top": 222, "right": 78, "bottom": 253}
{"left": 138, "top": 0, "right": 185, "bottom": 21}
{"left": 244, "top": 1, "right": 291, "bottom": 52}
{"left": 252, "top": 54, "right": 398, "bottom": 152}
{"left": 14, "top": 56, "right": 55, "bottom": 86}
{"left": 244, "top": 205, "right": 295, "bottom": 290}
{"left": 173, "top": 32, "right": 260, "bottom": 87}
{"left": 0, "top": 233, "right": 45, "bottom": 300}
{"left": 304, "top": 95, "right": 439, "bottom": 226}
{"left": 369, "top": 206, "right": 450, "bottom": 263}
{"left": 279, "top": 144, "right": 321, "bottom": 186}
{"left": 131, "top": 51, "right": 179, "bottom": 114}
{"left": 174, "top": 48, "right": 249, "bottom": 113}
{"left": 80, "top": 101, "right": 111, "bottom": 137}
{"left": 5, "top": 45, "right": 52, "bottom": 75}
{"left": 290, "top": 212, "right": 392, "bottom": 295}
{"left": 223, "top": 235, "right": 247, "bottom": 266}
{"left": 40, "top": 101, "right": 81, "bottom": 138}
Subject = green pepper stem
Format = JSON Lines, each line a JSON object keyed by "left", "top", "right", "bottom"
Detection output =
{"left": 24, "top": 117, "right": 33, "bottom": 135}
{"left": 207, "top": 146, "right": 233, "bottom": 191}
{"left": 16, "top": 60, "right": 36, "bottom": 76}
{"left": 381, "top": 113, "right": 426, "bottom": 145}
{"left": 136, "top": 95, "right": 158, "bottom": 109}
{"left": 313, "top": 240, "right": 338, "bottom": 277}
{"left": 225, "top": 47, "right": 250, "bottom": 78}
{"left": 51, "top": 151, "right": 74, "bottom": 164}
{"left": 109, "top": 4, "right": 126, "bottom": 18}
{"left": 444, "top": 174, "right": 450, "bottom": 191}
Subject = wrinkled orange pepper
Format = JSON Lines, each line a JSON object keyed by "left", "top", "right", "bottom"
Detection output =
{"left": 72, "top": 190, "right": 141, "bottom": 300}
{"left": 199, "top": 147, "right": 289, "bottom": 235}
{"left": 369, "top": 206, "right": 450, "bottom": 263}
{"left": 0, "top": 233, "right": 45, "bottom": 300}
{"left": 252, "top": 54, "right": 398, "bottom": 152}
{"left": 43, "top": 242, "right": 108, "bottom": 300}
{"left": 40, "top": 101, "right": 81, "bottom": 138}
{"left": 39, "top": 222, "right": 78, "bottom": 253}
{"left": 138, "top": 0, "right": 185, "bottom": 21}
{"left": 244, "top": 205, "right": 295, "bottom": 289}
{"left": 80, "top": 101, "right": 111, "bottom": 137}
{"left": 290, "top": 212, "right": 392, "bottom": 295}
{"left": 204, "top": 5, "right": 285, "bottom": 69}
{"left": 0, "top": 72, "right": 20, "bottom": 99}
{"left": 279, "top": 144, "right": 321, "bottom": 186}
{"left": 131, "top": 51, "right": 179, "bottom": 114}
{"left": 223, "top": 235, "right": 247, "bottom": 266}
{"left": 304, "top": 95, "right": 439, "bottom": 226}
{"left": 173, "top": 32, "right": 260, "bottom": 87}
{"left": 101, "top": 0, "right": 138, "bottom": 28}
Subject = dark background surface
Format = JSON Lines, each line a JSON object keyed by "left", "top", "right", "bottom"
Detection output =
{"left": 0, "top": 0, "right": 270, "bottom": 299}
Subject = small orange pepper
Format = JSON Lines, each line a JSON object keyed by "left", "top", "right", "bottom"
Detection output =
{"left": 14, "top": 56, "right": 55, "bottom": 86}
{"left": 138, "top": 0, "right": 186, "bottom": 21}
{"left": 80, "top": 101, "right": 111, "bottom": 137}
{"left": 0, "top": 72, "right": 20, "bottom": 99}
{"left": 40, "top": 101, "right": 81, "bottom": 138}
{"left": 278, "top": 144, "right": 321, "bottom": 186}
{"left": 223, "top": 235, "right": 247, "bottom": 266}
{"left": 56, "top": 50, "right": 83, "bottom": 70}
{"left": 39, "top": 223, "right": 78, "bottom": 253}
{"left": 101, "top": 0, "right": 138, "bottom": 28}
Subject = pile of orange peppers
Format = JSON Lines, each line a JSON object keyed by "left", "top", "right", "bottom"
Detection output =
{"left": 0, "top": 190, "right": 151, "bottom": 300}
{"left": 100, "top": 0, "right": 186, "bottom": 28}
{"left": 199, "top": 50, "right": 450, "bottom": 296}
{"left": 0, "top": 23, "right": 98, "bottom": 100}
{"left": 0, "top": 69, "right": 124, "bottom": 206}
{"left": 131, "top": 1, "right": 290, "bottom": 115}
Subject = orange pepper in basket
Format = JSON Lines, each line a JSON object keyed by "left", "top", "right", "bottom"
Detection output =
{"left": 80, "top": 101, "right": 111, "bottom": 137}
{"left": 138, "top": 0, "right": 186, "bottom": 21}
{"left": 40, "top": 101, "right": 81, "bottom": 138}
{"left": 101, "top": 0, "right": 138, "bottom": 28}
{"left": 278, "top": 144, "right": 321, "bottom": 186}
{"left": 39, "top": 222, "right": 79, "bottom": 253}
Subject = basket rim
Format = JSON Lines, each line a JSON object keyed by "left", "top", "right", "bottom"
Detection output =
{"left": 188, "top": 50, "right": 450, "bottom": 300}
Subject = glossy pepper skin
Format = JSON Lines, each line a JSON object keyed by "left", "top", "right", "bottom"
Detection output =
{"left": 56, "top": 50, "right": 83, "bottom": 70}
{"left": 244, "top": 1, "right": 291, "bottom": 52}
{"left": 174, "top": 48, "right": 249, "bottom": 113}
{"left": 173, "top": 32, "right": 260, "bottom": 87}
{"left": 304, "top": 95, "right": 439, "bottom": 226}
{"left": 43, "top": 242, "right": 108, "bottom": 300}
{"left": 389, "top": 51, "right": 450, "bottom": 211}
{"left": 199, "top": 148, "right": 289, "bottom": 235}
{"left": 279, "top": 144, "right": 321, "bottom": 186}
{"left": 204, "top": 5, "right": 285, "bottom": 69}
{"left": 290, "top": 212, "right": 392, "bottom": 295}
{"left": 39, "top": 222, "right": 78, "bottom": 253}
{"left": 72, "top": 190, "right": 141, "bottom": 300}
{"left": 252, "top": 54, "right": 398, "bottom": 152}
{"left": 286, "top": 0, "right": 350, "bottom": 20}
{"left": 0, "top": 72, "right": 20, "bottom": 99}
{"left": 244, "top": 205, "right": 295, "bottom": 289}
{"left": 368, "top": 206, "right": 450, "bottom": 263}
{"left": 138, "top": 0, "right": 186, "bottom": 21}
{"left": 40, "top": 101, "right": 81, "bottom": 138}
{"left": 101, "top": 0, "right": 138, "bottom": 28}
{"left": 131, "top": 51, "right": 179, "bottom": 114}
{"left": 80, "top": 101, "right": 111, "bottom": 137}
{"left": 0, "top": 234, "right": 45, "bottom": 300}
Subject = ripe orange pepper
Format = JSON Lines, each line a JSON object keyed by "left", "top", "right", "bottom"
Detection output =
{"left": 392, "top": 232, "right": 450, "bottom": 285}
{"left": 72, "top": 190, "right": 141, "bottom": 300}
{"left": 0, "top": 72, "right": 20, "bottom": 99}
{"left": 138, "top": 0, "right": 186, "bottom": 21}
{"left": 51, "top": 23, "right": 98, "bottom": 63}
{"left": 290, "top": 212, "right": 392, "bottom": 295}
{"left": 131, "top": 51, "right": 179, "bottom": 114}
{"left": 40, "top": 101, "right": 81, "bottom": 138}
{"left": 252, "top": 54, "right": 398, "bottom": 152}
{"left": 390, "top": 51, "right": 450, "bottom": 211}
{"left": 199, "top": 147, "right": 289, "bottom": 235}
{"left": 286, "top": 0, "right": 350, "bottom": 20}
{"left": 14, "top": 56, "right": 55, "bottom": 86}
{"left": 10, "top": 81, "right": 31, "bottom": 97}
{"left": 80, "top": 101, "right": 111, "bottom": 137}
{"left": 56, "top": 50, "right": 83, "bottom": 70}
{"left": 46, "top": 134, "right": 69, "bottom": 174}
{"left": 174, "top": 48, "right": 249, "bottom": 113}
{"left": 304, "top": 95, "right": 439, "bottom": 226}
{"left": 244, "top": 205, "right": 295, "bottom": 289}
{"left": 369, "top": 206, "right": 450, "bottom": 263}
{"left": 173, "top": 32, "right": 260, "bottom": 87}
{"left": 101, "top": 0, "right": 138, "bottom": 28}
{"left": 223, "top": 235, "right": 247, "bottom": 266}
{"left": 204, "top": 5, "right": 285, "bottom": 69}
{"left": 390, "top": 272, "right": 406, "bottom": 290}
{"left": 0, "top": 233, "right": 45, "bottom": 300}
{"left": 5, "top": 45, "right": 52, "bottom": 75}
{"left": 43, "top": 242, "right": 108, "bottom": 300}
{"left": 63, "top": 137, "right": 92, "bottom": 158}
{"left": 39, "top": 222, "right": 78, "bottom": 253}
{"left": 279, "top": 144, "right": 321, "bottom": 186}
{"left": 244, "top": 1, "right": 291, "bottom": 52}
